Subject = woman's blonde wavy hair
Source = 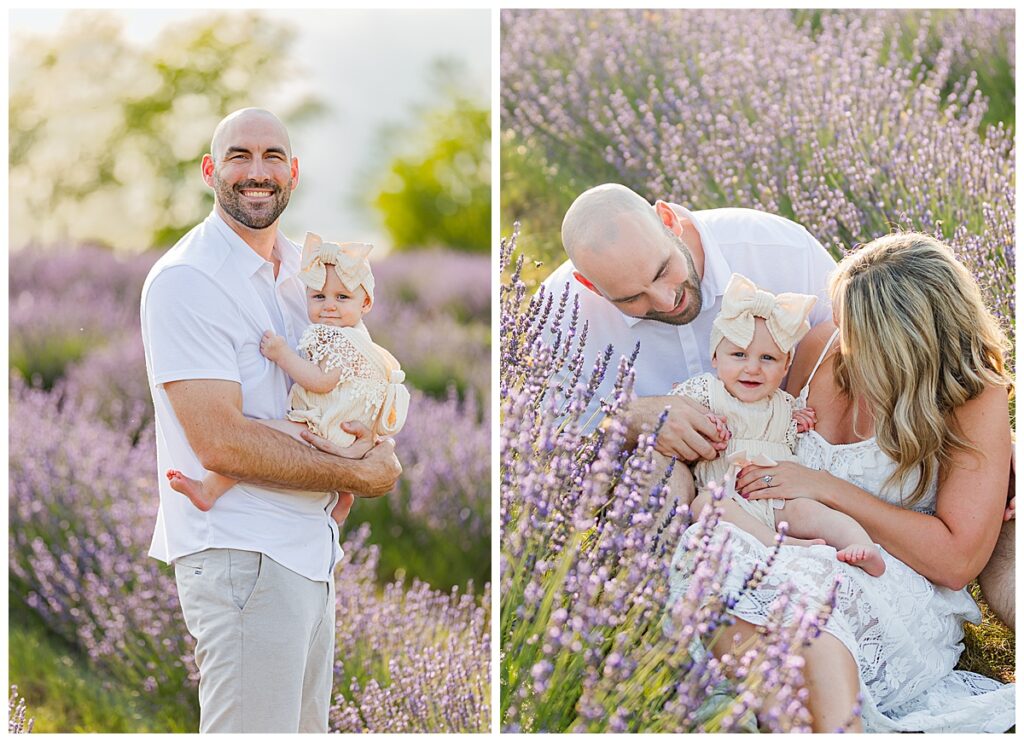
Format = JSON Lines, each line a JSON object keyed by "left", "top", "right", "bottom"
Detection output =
{"left": 830, "top": 232, "right": 1012, "bottom": 507}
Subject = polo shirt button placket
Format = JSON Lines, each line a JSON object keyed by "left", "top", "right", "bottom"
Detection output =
{"left": 677, "top": 324, "right": 703, "bottom": 379}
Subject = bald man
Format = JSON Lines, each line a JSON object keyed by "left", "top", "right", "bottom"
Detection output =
{"left": 545, "top": 183, "right": 836, "bottom": 461}
{"left": 141, "top": 108, "right": 401, "bottom": 732}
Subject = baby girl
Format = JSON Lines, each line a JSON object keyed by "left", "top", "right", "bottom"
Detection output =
{"left": 670, "top": 273, "right": 885, "bottom": 576}
{"left": 167, "top": 232, "right": 409, "bottom": 523}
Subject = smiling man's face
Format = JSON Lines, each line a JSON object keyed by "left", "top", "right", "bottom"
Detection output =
{"left": 205, "top": 111, "right": 297, "bottom": 231}
{"left": 574, "top": 216, "right": 703, "bottom": 326}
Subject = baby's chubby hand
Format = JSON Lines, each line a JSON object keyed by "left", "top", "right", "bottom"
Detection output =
{"left": 705, "top": 412, "right": 731, "bottom": 447}
{"left": 792, "top": 406, "right": 817, "bottom": 433}
{"left": 259, "top": 330, "right": 287, "bottom": 361}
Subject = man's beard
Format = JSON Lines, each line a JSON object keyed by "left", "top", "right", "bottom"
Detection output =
{"left": 643, "top": 233, "right": 703, "bottom": 325}
{"left": 214, "top": 174, "right": 291, "bottom": 230}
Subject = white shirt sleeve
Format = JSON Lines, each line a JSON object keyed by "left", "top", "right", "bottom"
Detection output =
{"left": 801, "top": 227, "right": 839, "bottom": 329}
{"left": 143, "top": 265, "right": 242, "bottom": 385}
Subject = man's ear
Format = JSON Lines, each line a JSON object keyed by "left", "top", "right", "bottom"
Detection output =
{"left": 289, "top": 156, "right": 299, "bottom": 191}
{"left": 654, "top": 200, "right": 681, "bottom": 235}
{"left": 201, "top": 154, "right": 215, "bottom": 187}
{"left": 573, "top": 270, "right": 601, "bottom": 295}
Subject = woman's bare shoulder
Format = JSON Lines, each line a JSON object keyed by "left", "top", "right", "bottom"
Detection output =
{"left": 952, "top": 382, "right": 1011, "bottom": 447}
{"left": 785, "top": 320, "right": 836, "bottom": 395}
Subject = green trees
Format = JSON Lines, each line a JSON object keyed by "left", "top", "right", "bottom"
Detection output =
{"left": 371, "top": 65, "right": 490, "bottom": 253}
{"left": 9, "top": 11, "right": 309, "bottom": 250}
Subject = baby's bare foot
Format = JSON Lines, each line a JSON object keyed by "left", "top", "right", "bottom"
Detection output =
{"left": 167, "top": 469, "right": 216, "bottom": 512}
{"left": 837, "top": 544, "right": 886, "bottom": 576}
{"left": 782, "top": 536, "right": 827, "bottom": 547}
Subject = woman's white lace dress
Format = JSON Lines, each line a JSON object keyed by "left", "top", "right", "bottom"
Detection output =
{"left": 668, "top": 342, "right": 1014, "bottom": 732}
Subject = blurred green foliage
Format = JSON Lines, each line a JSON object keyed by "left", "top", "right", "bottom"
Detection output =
{"left": 500, "top": 129, "right": 581, "bottom": 287}
{"left": 10, "top": 601, "right": 198, "bottom": 732}
{"left": 10, "top": 335, "right": 94, "bottom": 391}
{"left": 347, "top": 490, "right": 490, "bottom": 592}
{"left": 9, "top": 10, "right": 319, "bottom": 250}
{"left": 371, "top": 63, "right": 490, "bottom": 253}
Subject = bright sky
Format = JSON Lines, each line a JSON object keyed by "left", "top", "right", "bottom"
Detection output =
{"left": 9, "top": 8, "right": 491, "bottom": 250}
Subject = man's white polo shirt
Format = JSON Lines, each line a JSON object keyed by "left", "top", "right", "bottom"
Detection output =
{"left": 141, "top": 211, "right": 340, "bottom": 582}
{"left": 540, "top": 206, "right": 838, "bottom": 420}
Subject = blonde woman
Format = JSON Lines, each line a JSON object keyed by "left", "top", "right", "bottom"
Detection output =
{"left": 672, "top": 233, "right": 1014, "bottom": 732}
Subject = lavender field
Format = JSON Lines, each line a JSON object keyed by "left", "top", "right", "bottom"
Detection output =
{"left": 9, "top": 245, "right": 491, "bottom": 732}
{"left": 500, "top": 9, "right": 1014, "bottom": 733}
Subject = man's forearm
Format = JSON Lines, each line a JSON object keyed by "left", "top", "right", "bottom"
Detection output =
{"left": 623, "top": 395, "right": 675, "bottom": 444}
{"left": 206, "top": 418, "right": 377, "bottom": 496}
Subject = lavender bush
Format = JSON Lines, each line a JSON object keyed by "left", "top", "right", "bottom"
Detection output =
{"left": 8, "top": 686, "right": 35, "bottom": 734}
{"left": 9, "top": 381, "right": 490, "bottom": 732}
{"left": 349, "top": 388, "right": 491, "bottom": 589}
{"left": 501, "top": 9, "right": 1014, "bottom": 335}
{"left": 330, "top": 527, "right": 490, "bottom": 732}
{"left": 9, "top": 379, "right": 200, "bottom": 719}
{"left": 500, "top": 227, "right": 838, "bottom": 732}
{"left": 9, "top": 243, "right": 490, "bottom": 730}
{"left": 371, "top": 248, "right": 491, "bottom": 324}
{"left": 368, "top": 249, "right": 491, "bottom": 397}
{"left": 63, "top": 335, "right": 153, "bottom": 437}
{"left": 10, "top": 246, "right": 154, "bottom": 387}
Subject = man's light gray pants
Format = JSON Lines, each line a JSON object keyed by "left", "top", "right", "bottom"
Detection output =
{"left": 174, "top": 549, "right": 335, "bottom": 733}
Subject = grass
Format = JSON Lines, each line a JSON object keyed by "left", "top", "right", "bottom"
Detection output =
{"left": 9, "top": 600, "right": 199, "bottom": 732}
{"left": 958, "top": 584, "right": 1015, "bottom": 684}
{"left": 346, "top": 493, "right": 490, "bottom": 591}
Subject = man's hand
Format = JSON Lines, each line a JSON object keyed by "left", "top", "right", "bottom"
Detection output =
{"left": 301, "top": 423, "right": 401, "bottom": 498}
{"left": 627, "top": 395, "right": 728, "bottom": 463}
{"left": 300, "top": 421, "right": 376, "bottom": 460}
{"left": 259, "top": 330, "right": 288, "bottom": 362}
{"left": 164, "top": 378, "right": 399, "bottom": 496}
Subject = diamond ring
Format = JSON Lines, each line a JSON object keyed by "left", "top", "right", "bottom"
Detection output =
{"left": 762, "top": 475, "right": 774, "bottom": 487}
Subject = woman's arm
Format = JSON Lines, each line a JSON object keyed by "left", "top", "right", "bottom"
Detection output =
{"left": 260, "top": 331, "right": 342, "bottom": 394}
{"left": 742, "top": 383, "right": 1010, "bottom": 589}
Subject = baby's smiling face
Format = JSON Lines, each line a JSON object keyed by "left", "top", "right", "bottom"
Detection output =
{"left": 712, "top": 318, "right": 790, "bottom": 403}
{"left": 306, "top": 265, "right": 370, "bottom": 327}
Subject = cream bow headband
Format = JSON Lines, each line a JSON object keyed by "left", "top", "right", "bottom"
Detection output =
{"left": 710, "top": 273, "right": 817, "bottom": 357}
{"left": 298, "top": 232, "right": 375, "bottom": 302}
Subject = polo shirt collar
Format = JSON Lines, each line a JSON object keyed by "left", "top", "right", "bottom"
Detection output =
{"left": 208, "top": 210, "right": 293, "bottom": 279}
{"left": 275, "top": 232, "right": 301, "bottom": 281}
{"left": 620, "top": 206, "right": 730, "bottom": 328}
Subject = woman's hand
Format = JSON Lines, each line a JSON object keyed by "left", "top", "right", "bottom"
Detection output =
{"left": 737, "top": 460, "right": 834, "bottom": 503}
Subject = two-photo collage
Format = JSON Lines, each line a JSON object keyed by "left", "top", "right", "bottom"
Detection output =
{"left": 7, "top": 6, "right": 1016, "bottom": 734}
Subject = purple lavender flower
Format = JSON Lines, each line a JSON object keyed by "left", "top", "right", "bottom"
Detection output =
{"left": 501, "top": 9, "right": 1014, "bottom": 337}
{"left": 8, "top": 686, "right": 34, "bottom": 734}
{"left": 500, "top": 226, "right": 834, "bottom": 732}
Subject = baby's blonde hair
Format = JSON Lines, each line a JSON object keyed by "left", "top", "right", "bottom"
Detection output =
{"left": 830, "top": 232, "right": 1011, "bottom": 506}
